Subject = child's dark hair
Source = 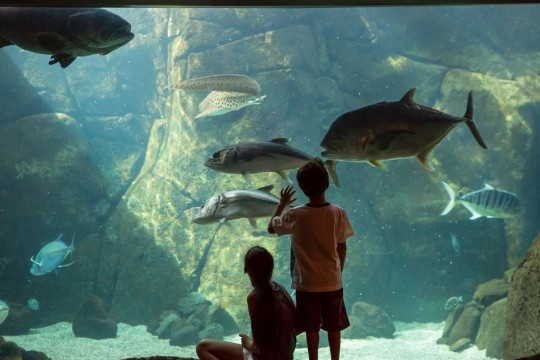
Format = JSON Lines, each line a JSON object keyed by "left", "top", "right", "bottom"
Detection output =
{"left": 244, "top": 246, "right": 294, "bottom": 360}
{"left": 296, "top": 157, "right": 329, "bottom": 197}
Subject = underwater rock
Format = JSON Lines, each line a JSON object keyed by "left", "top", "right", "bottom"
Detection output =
{"left": 342, "top": 302, "right": 395, "bottom": 339}
{"left": 447, "top": 301, "right": 484, "bottom": 346}
{"left": 72, "top": 295, "right": 118, "bottom": 340}
{"left": 169, "top": 324, "right": 198, "bottom": 347}
{"left": 476, "top": 298, "right": 506, "bottom": 359}
{"left": 441, "top": 303, "right": 465, "bottom": 339}
{"left": 449, "top": 338, "right": 472, "bottom": 352}
{"left": 472, "top": 278, "right": 509, "bottom": 307}
{"left": 0, "top": 302, "right": 33, "bottom": 335}
{"left": 503, "top": 233, "right": 540, "bottom": 360}
{"left": 155, "top": 312, "right": 180, "bottom": 339}
{"left": 0, "top": 337, "right": 51, "bottom": 360}
{"left": 197, "top": 323, "right": 224, "bottom": 340}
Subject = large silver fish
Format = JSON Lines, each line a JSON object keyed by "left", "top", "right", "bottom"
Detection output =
{"left": 205, "top": 138, "right": 314, "bottom": 183}
{"left": 441, "top": 181, "right": 520, "bottom": 219}
{"left": 320, "top": 88, "right": 487, "bottom": 170}
{"left": 0, "top": 299, "right": 8, "bottom": 325}
{"left": 30, "top": 233, "right": 75, "bottom": 276}
{"left": 193, "top": 185, "right": 280, "bottom": 227}
{"left": 196, "top": 91, "right": 266, "bottom": 118}
{"left": 168, "top": 74, "right": 261, "bottom": 96}
{"left": 0, "top": 8, "right": 134, "bottom": 68}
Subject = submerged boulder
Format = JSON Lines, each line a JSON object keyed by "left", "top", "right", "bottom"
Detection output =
{"left": 72, "top": 295, "right": 118, "bottom": 340}
{"left": 343, "top": 302, "right": 395, "bottom": 339}
{"left": 503, "top": 232, "right": 540, "bottom": 359}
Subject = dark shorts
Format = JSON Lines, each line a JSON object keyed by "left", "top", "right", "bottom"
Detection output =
{"left": 295, "top": 288, "right": 350, "bottom": 333}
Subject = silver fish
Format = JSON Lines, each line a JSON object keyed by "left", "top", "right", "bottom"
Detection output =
{"left": 196, "top": 91, "right": 266, "bottom": 118}
{"left": 30, "top": 233, "right": 75, "bottom": 276}
{"left": 320, "top": 88, "right": 487, "bottom": 170}
{"left": 168, "top": 74, "right": 261, "bottom": 96}
{"left": 0, "top": 299, "right": 8, "bottom": 325}
{"left": 27, "top": 298, "right": 40, "bottom": 311}
{"left": 205, "top": 138, "right": 312, "bottom": 182}
{"left": 0, "top": 8, "right": 134, "bottom": 68}
{"left": 444, "top": 295, "right": 463, "bottom": 311}
{"left": 450, "top": 233, "right": 460, "bottom": 254}
{"left": 441, "top": 181, "right": 520, "bottom": 220}
{"left": 193, "top": 185, "right": 280, "bottom": 227}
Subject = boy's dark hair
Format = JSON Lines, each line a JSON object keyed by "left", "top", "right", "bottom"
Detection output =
{"left": 296, "top": 157, "right": 329, "bottom": 197}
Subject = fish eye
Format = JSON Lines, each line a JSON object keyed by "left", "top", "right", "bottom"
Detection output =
{"left": 211, "top": 151, "right": 220, "bottom": 158}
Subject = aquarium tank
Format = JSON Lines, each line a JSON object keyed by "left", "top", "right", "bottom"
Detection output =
{"left": 0, "top": 4, "right": 539, "bottom": 360}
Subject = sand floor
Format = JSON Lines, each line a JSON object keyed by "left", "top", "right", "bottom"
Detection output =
{"left": 4, "top": 321, "right": 494, "bottom": 360}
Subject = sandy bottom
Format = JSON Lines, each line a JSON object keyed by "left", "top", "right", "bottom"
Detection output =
{"left": 4, "top": 321, "right": 493, "bottom": 360}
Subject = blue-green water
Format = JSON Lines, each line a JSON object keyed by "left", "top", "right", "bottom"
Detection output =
{"left": 0, "top": 5, "right": 539, "bottom": 359}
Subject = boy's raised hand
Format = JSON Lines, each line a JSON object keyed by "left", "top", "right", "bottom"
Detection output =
{"left": 280, "top": 185, "right": 297, "bottom": 207}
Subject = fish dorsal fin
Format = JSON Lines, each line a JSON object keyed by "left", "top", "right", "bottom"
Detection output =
{"left": 257, "top": 185, "right": 274, "bottom": 193}
{"left": 269, "top": 138, "right": 289, "bottom": 144}
{"left": 368, "top": 160, "right": 387, "bottom": 170}
{"left": 400, "top": 88, "right": 417, "bottom": 105}
{"left": 484, "top": 183, "right": 494, "bottom": 190}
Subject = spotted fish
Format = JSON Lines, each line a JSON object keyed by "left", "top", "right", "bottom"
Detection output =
{"left": 441, "top": 181, "right": 520, "bottom": 219}
{"left": 168, "top": 74, "right": 261, "bottom": 96}
{"left": 196, "top": 91, "right": 266, "bottom": 118}
{"left": 321, "top": 88, "right": 487, "bottom": 170}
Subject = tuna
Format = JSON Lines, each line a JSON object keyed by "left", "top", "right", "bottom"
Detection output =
{"left": 321, "top": 88, "right": 487, "bottom": 170}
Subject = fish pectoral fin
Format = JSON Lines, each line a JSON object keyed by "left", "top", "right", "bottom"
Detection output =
{"left": 325, "top": 160, "right": 340, "bottom": 188}
{"left": 368, "top": 160, "right": 387, "bottom": 170}
{"left": 248, "top": 218, "right": 258, "bottom": 228}
{"left": 277, "top": 170, "right": 292, "bottom": 183}
{"left": 49, "top": 54, "right": 76, "bottom": 68}
{"left": 417, "top": 148, "right": 435, "bottom": 171}
{"left": 370, "top": 130, "right": 416, "bottom": 152}
{"left": 58, "top": 260, "right": 76, "bottom": 268}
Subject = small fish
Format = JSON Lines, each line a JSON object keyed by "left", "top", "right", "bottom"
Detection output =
{"left": 0, "top": 8, "right": 134, "bottom": 68}
{"left": 441, "top": 181, "right": 520, "bottom": 220}
{"left": 0, "top": 299, "right": 8, "bottom": 325}
{"left": 168, "top": 74, "right": 261, "bottom": 96}
{"left": 196, "top": 91, "right": 266, "bottom": 118}
{"left": 205, "top": 138, "right": 340, "bottom": 186}
{"left": 450, "top": 233, "right": 460, "bottom": 254}
{"left": 444, "top": 295, "right": 463, "bottom": 311}
{"left": 27, "top": 298, "right": 40, "bottom": 311}
{"left": 193, "top": 185, "right": 281, "bottom": 228}
{"left": 30, "top": 233, "right": 75, "bottom": 276}
{"left": 320, "top": 88, "right": 487, "bottom": 170}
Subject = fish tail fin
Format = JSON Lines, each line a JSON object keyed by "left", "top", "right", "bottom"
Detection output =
{"left": 441, "top": 181, "right": 456, "bottom": 216}
{"left": 324, "top": 160, "right": 340, "bottom": 188}
{"left": 463, "top": 91, "right": 488, "bottom": 149}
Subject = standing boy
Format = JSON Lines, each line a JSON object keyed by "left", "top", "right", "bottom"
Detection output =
{"left": 268, "top": 158, "right": 354, "bottom": 360}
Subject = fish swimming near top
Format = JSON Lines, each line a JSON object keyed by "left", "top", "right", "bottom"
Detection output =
{"left": 205, "top": 138, "right": 339, "bottom": 186}
{"left": 441, "top": 181, "right": 520, "bottom": 220}
{"left": 196, "top": 91, "right": 266, "bottom": 118}
{"left": 450, "top": 233, "right": 460, "bottom": 254}
{"left": 444, "top": 295, "right": 463, "bottom": 311}
{"left": 193, "top": 185, "right": 282, "bottom": 227}
{"left": 0, "top": 7, "right": 134, "bottom": 68}
{"left": 30, "top": 233, "right": 75, "bottom": 276}
{"left": 168, "top": 74, "right": 261, "bottom": 96}
{"left": 0, "top": 299, "right": 8, "bottom": 325}
{"left": 320, "top": 88, "right": 487, "bottom": 170}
